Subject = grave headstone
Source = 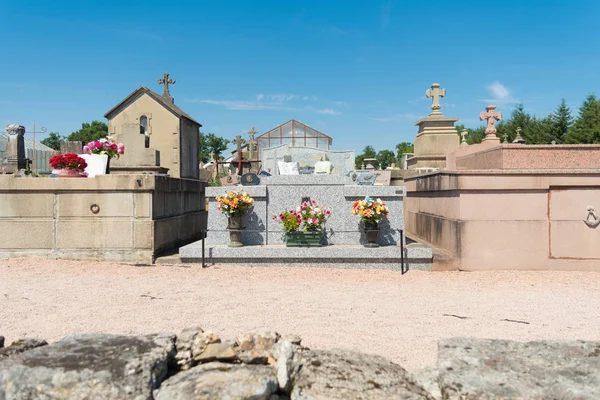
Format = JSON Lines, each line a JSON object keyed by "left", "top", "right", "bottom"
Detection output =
{"left": 241, "top": 172, "right": 260, "bottom": 186}
{"left": 262, "top": 144, "right": 355, "bottom": 177}
{"left": 220, "top": 174, "right": 239, "bottom": 186}
{"left": 408, "top": 83, "right": 459, "bottom": 170}
{"left": 314, "top": 156, "right": 333, "bottom": 175}
{"left": 352, "top": 171, "right": 376, "bottom": 186}
{"left": 110, "top": 123, "right": 169, "bottom": 174}
{"left": 373, "top": 170, "right": 392, "bottom": 186}
{"left": 278, "top": 155, "right": 300, "bottom": 175}
{"left": 2, "top": 124, "right": 26, "bottom": 174}
{"left": 60, "top": 141, "right": 83, "bottom": 155}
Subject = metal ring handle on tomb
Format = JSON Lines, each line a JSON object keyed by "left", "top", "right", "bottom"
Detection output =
{"left": 583, "top": 206, "right": 600, "bottom": 228}
{"left": 90, "top": 204, "right": 100, "bottom": 214}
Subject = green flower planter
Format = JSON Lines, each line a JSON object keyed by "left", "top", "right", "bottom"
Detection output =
{"left": 285, "top": 231, "right": 323, "bottom": 247}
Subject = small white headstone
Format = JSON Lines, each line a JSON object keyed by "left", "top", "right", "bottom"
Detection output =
{"left": 277, "top": 161, "right": 299, "bottom": 175}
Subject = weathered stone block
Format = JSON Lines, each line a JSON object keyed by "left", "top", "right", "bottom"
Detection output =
{"left": 438, "top": 338, "right": 600, "bottom": 400}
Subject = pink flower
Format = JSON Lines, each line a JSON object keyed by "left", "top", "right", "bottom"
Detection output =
{"left": 95, "top": 141, "right": 102, "bottom": 148}
{"left": 87, "top": 142, "right": 96, "bottom": 150}
{"left": 83, "top": 145, "right": 90, "bottom": 153}
{"left": 117, "top": 143, "right": 125, "bottom": 155}
{"left": 313, "top": 218, "right": 319, "bottom": 225}
{"left": 103, "top": 142, "right": 110, "bottom": 149}
{"left": 111, "top": 143, "right": 117, "bottom": 151}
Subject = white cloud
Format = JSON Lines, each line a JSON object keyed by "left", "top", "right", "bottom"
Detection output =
{"left": 317, "top": 108, "right": 341, "bottom": 115}
{"left": 198, "top": 99, "right": 296, "bottom": 111}
{"left": 267, "top": 94, "right": 298, "bottom": 102}
{"left": 408, "top": 96, "right": 427, "bottom": 105}
{"left": 488, "top": 82, "right": 510, "bottom": 99}
{"left": 480, "top": 81, "right": 519, "bottom": 104}
{"left": 333, "top": 100, "right": 348, "bottom": 106}
{"left": 190, "top": 93, "right": 321, "bottom": 113}
{"left": 369, "top": 113, "right": 423, "bottom": 122}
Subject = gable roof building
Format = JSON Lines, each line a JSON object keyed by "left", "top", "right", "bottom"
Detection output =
{"left": 103, "top": 74, "right": 201, "bottom": 179}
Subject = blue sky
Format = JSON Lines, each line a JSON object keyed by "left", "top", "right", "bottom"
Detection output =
{"left": 1, "top": 0, "right": 599, "bottom": 154}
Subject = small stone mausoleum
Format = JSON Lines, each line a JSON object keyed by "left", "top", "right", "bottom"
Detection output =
{"left": 104, "top": 72, "right": 201, "bottom": 179}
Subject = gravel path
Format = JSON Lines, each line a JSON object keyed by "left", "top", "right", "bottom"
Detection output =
{"left": 1, "top": 257, "right": 600, "bottom": 372}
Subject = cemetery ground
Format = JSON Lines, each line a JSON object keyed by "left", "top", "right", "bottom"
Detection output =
{"left": 1, "top": 257, "right": 599, "bottom": 373}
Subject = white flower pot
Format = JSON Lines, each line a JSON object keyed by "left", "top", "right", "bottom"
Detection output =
{"left": 80, "top": 154, "right": 109, "bottom": 178}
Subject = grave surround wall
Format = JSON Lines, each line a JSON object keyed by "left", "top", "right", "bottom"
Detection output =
{"left": 205, "top": 175, "right": 405, "bottom": 246}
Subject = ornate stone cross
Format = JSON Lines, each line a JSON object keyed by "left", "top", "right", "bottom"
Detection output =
{"left": 232, "top": 134, "right": 247, "bottom": 175}
{"left": 425, "top": 83, "right": 446, "bottom": 116}
{"left": 460, "top": 129, "right": 468, "bottom": 146}
{"left": 157, "top": 72, "right": 176, "bottom": 98}
{"left": 248, "top": 126, "right": 258, "bottom": 161}
{"left": 479, "top": 105, "right": 502, "bottom": 141}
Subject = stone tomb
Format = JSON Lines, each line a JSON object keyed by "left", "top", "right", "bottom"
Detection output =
{"left": 204, "top": 175, "right": 404, "bottom": 246}
{"left": 0, "top": 174, "right": 207, "bottom": 264}
{"left": 180, "top": 175, "right": 433, "bottom": 270}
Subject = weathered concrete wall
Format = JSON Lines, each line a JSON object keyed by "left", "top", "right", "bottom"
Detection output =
{"left": 0, "top": 174, "right": 206, "bottom": 263}
{"left": 405, "top": 170, "right": 600, "bottom": 271}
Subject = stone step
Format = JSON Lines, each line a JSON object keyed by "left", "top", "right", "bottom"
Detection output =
{"left": 179, "top": 241, "right": 432, "bottom": 271}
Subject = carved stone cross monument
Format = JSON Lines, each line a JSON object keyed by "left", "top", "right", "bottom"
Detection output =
{"left": 460, "top": 129, "right": 468, "bottom": 146}
{"left": 157, "top": 72, "right": 176, "bottom": 100}
{"left": 425, "top": 83, "right": 446, "bottom": 116}
{"left": 232, "top": 134, "right": 247, "bottom": 175}
{"left": 248, "top": 126, "right": 258, "bottom": 161}
{"left": 479, "top": 105, "right": 502, "bottom": 142}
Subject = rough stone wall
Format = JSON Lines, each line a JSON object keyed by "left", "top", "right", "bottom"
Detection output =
{"left": 1, "top": 329, "right": 599, "bottom": 400}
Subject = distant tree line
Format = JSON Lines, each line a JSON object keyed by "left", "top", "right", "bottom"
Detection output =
{"left": 40, "top": 122, "right": 231, "bottom": 164}
{"left": 41, "top": 121, "right": 109, "bottom": 150}
{"left": 459, "top": 95, "right": 600, "bottom": 145}
{"left": 354, "top": 95, "right": 600, "bottom": 169}
{"left": 355, "top": 142, "right": 414, "bottom": 170}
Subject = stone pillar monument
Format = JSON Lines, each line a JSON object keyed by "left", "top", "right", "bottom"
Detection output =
{"left": 2, "top": 124, "right": 26, "bottom": 174}
{"left": 407, "top": 83, "right": 459, "bottom": 170}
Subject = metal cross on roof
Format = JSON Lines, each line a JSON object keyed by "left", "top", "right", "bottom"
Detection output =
{"left": 157, "top": 72, "right": 176, "bottom": 98}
